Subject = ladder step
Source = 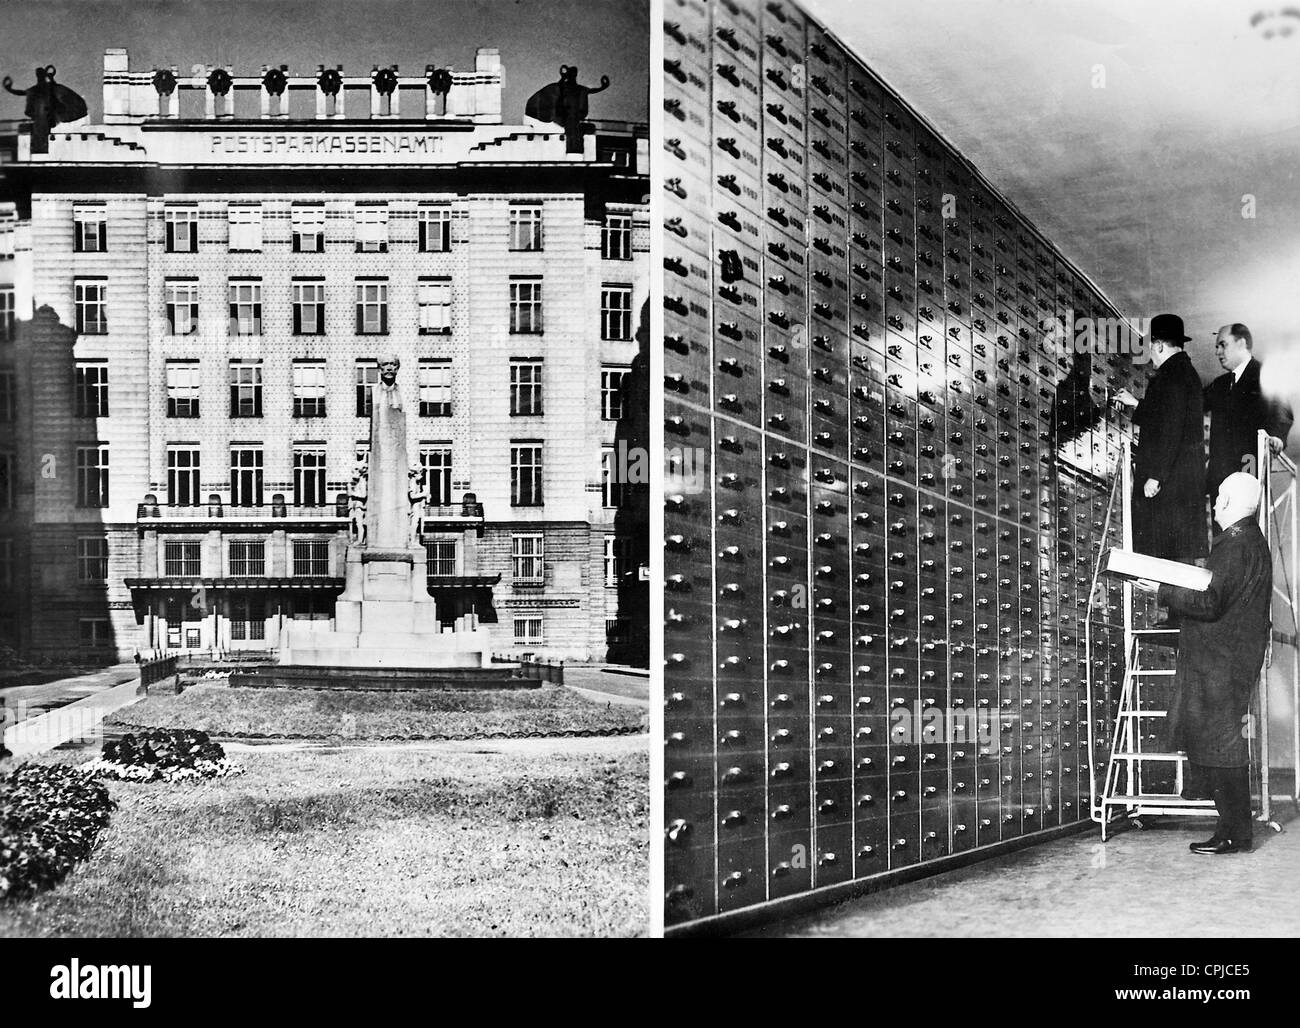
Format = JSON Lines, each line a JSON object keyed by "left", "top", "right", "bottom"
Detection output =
{"left": 1103, "top": 795, "right": 1216, "bottom": 807}
{"left": 1128, "top": 669, "right": 1175, "bottom": 676}
{"left": 1112, "top": 751, "right": 1186, "bottom": 760}
{"left": 1132, "top": 628, "right": 1180, "bottom": 634}
{"left": 1117, "top": 710, "right": 1168, "bottom": 717}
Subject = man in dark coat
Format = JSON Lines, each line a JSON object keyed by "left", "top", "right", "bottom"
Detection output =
{"left": 1204, "top": 323, "right": 1293, "bottom": 520}
{"left": 1115, "top": 313, "right": 1208, "bottom": 562}
{"left": 1152, "top": 472, "right": 1272, "bottom": 854}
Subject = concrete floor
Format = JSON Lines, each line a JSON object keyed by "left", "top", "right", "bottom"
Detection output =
{"left": 745, "top": 805, "right": 1300, "bottom": 938}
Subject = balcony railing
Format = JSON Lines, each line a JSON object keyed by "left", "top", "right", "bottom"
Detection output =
{"left": 136, "top": 495, "right": 486, "bottom": 524}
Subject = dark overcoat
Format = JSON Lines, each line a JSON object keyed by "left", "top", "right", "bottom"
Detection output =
{"left": 1204, "top": 357, "right": 1295, "bottom": 498}
{"left": 1131, "top": 348, "right": 1208, "bottom": 560}
{"left": 1158, "top": 519, "right": 1272, "bottom": 767}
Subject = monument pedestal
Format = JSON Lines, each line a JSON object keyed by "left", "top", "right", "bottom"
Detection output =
{"left": 282, "top": 543, "right": 492, "bottom": 669}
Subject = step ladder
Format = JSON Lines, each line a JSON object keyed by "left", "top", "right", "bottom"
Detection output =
{"left": 1097, "top": 627, "right": 1215, "bottom": 840}
{"left": 1085, "top": 437, "right": 1216, "bottom": 838}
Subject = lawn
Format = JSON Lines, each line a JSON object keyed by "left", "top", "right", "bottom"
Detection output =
{"left": 107, "top": 682, "right": 646, "bottom": 740}
{"left": 0, "top": 743, "right": 648, "bottom": 937}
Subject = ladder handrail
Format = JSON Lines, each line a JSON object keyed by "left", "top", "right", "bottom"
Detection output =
{"left": 1084, "top": 463, "right": 1123, "bottom": 820}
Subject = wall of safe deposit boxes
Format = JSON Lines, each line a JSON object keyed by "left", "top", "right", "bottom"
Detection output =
{"left": 663, "top": 0, "right": 1148, "bottom": 927}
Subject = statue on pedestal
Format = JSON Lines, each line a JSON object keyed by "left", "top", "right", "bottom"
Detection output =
{"left": 282, "top": 351, "right": 494, "bottom": 669}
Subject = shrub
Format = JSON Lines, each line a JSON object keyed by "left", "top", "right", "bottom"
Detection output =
{"left": 0, "top": 762, "right": 116, "bottom": 899}
{"left": 84, "top": 728, "right": 244, "bottom": 783}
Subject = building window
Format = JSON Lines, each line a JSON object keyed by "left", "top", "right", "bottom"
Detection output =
{"left": 78, "top": 618, "right": 112, "bottom": 648}
{"left": 292, "top": 205, "right": 325, "bottom": 252}
{"left": 163, "top": 540, "right": 201, "bottom": 577}
{"left": 355, "top": 280, "right": 388, "bottom": 334}
{"left": 0, "top": 453, "right": 10, "bottom": 509}
{"left": 230, "top": 447, "right": 263, "bottom": 506}
{"left": 293, "top": 446, "right": 327, "bottom": 507}
{"left": 355, "top": 205, "right": 388, "bottom": 253}
{"left": 73, "top": 363, "right": 109, "bottom": 418}
{"left": 292, "top": 280, "right": 326, "bottom": 335}
{"left": 75, "top": 280, "right": 108, "bottom": 335}
{"left": 165, "top": 207, "right": 199, "bottom": 253}
{"left": 509, "top": 279, "right": 543, "bottom": 334}
{"left": 0, "top": 288, "right": 14, "bottom": 341}
{"left": 513, "top": 616, "right": 543, "bottom": 645}
{"left": 419, "top": 445, "right": 452, "bottom": 505}
{"left": 511, "top": 443, "right": 543, "bottom": 507}
{"left": 597, "top": 145, "right": 631, "bottom": 167}
{"left": 229, "top": 361, "right": 263, "bottom": 418}
{"left": 601, "top": 284, "right": 633, "bottom": 341}
{"left": 426, "top": 540, "right": 457, "bottom": 578}
{"left": 167, "top": 446, "right": 201, "bottom": 506}
{"left": 602, "top": 447, "right": 626, "bottom": 509}
{"left": 602, "top": 367, "right": 629, "bottom": 421}
{"left": 512, "top": 534, "right": 544, "bottom": 583}
{"left": 355, "top": 361, "right": 379, "bottom": 417}
{"left": 417, "top": 360, "right": 451, "bottom": 417}
{"left": 292, "top": 361, "right": 327, "bottom": 418}
{"left": 508, "top": 205, "right": 543, "bottom": 251}
{"left": 0, "top": 538, "right": 11, "bottom": 590}
{"left": 510, "top": 361, "right": 543, "bottom": 416}
{"left": 292, "top": 540, "right": 330, "bottom": 577}
{"left": 75, "top": 446, "right": 109, "bottom": 508}
{"left": 75, "top": 537, "right": 109, "bottom": 584}
{"left": 228, "top": 205, "right": 262, "bottom": 251}
{"left": 228, "top": 539, "right": 266, "bottom": 577}
{"left": 229, "top": 596, "right": 267, "bottom": 641}
{"left": 228, "top": 280, "right": 262, "bottom": 335}
{"left": 165, "top": 280, "right": 199, "bottom": 336}
{"left": 0, "top": 369, "right": 13, "bottom": 422}
{"left": 418, "top": 206, "right": 451, "bottom": 252}
{"left": 603, "top": 535, "right": 634, "bottom": 587}
{"left": 166, "top": 361, "right": 200, "bottom": 418}
{"left": 74, "top": 206, "right": 107, "bottom": 253}
{"left": 418, "top": 278, "right": 452, "bottom": 334}
{"left": 602, "top": 212, "right": 632, "bottom": 260}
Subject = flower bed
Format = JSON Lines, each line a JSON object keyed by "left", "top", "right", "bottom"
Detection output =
{"left": 83, "top": 728, "right": 244, "bottom": 783}
{"left": 1, "top": 762, "right": 116, "bottom": 900}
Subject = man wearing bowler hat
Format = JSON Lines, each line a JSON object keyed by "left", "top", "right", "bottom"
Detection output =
{"left": 1115, "top": 313, "right": 1208, "bottom": 563}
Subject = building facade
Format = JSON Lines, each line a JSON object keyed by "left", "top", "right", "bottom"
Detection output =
{"left": 0, "top": 48, "right": 649, "bottom": 664}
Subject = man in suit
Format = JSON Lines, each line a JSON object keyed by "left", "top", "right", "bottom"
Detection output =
{"left": 1204, "top": 324, "right": 1293, "bottom": 524}
{"left": 1115, "top": 313, "right": 1208, "bottom": 562}
{"left": 1144, "top": 472, "right": 1272, "bottom": 854}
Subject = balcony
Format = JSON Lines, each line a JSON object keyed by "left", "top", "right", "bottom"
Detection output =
{"left": 135, "top": 493, "right": 486, "bottom": 532}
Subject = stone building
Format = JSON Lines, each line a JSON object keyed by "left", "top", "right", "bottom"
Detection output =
{"left": 0, "top": 49, "right": 648, "bottom": 663}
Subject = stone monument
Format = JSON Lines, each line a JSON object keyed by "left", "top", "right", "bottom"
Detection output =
{"left": 280, "top": 355, "right": 492, "bottom": 668}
